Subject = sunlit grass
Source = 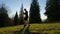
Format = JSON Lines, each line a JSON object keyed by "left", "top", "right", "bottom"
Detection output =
{"left": 0, "top": 25, "right": 23, "bottom": 32}
{"left": 29, "top": 23, "right": 60, "bottom": 34}
{"left": 0, "top": 23, "right": 60, "bottom": 34}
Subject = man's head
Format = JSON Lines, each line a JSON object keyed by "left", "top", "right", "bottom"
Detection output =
{"left": 24, "top": 9, "right": 26, "bottom": 11}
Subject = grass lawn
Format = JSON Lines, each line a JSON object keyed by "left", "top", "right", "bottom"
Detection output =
{"left": 29, "top": 23, "right": 60, "bottom": 34}
{"left": 0, "top": 23, "right": 60, "bottom": 34}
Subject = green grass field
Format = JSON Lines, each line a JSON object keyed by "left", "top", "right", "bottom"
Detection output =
{"left": 0, "top": 23, "right": 60, "bottom": 34}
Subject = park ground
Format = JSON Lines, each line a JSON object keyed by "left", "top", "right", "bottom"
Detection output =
{"left": 0, "top": 23, "right": 60, "bottom": 34}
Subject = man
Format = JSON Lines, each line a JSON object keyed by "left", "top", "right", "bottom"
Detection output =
{"left": 23, "top": 9, "right": 29, "bottom": 27}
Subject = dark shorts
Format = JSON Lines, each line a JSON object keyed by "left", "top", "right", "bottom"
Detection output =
{"left": 24, "top": 17, "right": 28, "bottom": 20}
{"left": 24, "top": 16, "right": 28, "bottom": 20}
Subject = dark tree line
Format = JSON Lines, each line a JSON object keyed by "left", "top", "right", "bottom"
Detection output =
{"left": 19, "top": 4, "right": 24, "bottom": 24}
{"left": 1, "top": 0, "right": 60, "bottom": 27}
{"left": 45, "top": 0, "right": 60, "bottom": 22}
{"left": 0, "top": 5, "right": 12, "bottom": 27}
{"left": 29, "top": 0, "right": 42, "bottom": 23}
{"left": 14, "top": 12, "right": 19, "bottom": 25}
{"left": 0, "top": 0, "right": 42, "bottom": 27}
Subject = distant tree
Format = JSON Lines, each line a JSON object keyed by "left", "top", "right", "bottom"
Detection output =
{"left": 29, "top": 0, "right": 41, "bottom": 23}
{"left": 8, "top": 18, "right": 14, "bottom": 26}
{"left": 19, "top": 4, "right": 24, "bottom": 24}
{"left": 45, "top": 0, "right": 60, "bottom": 22}
{"left": 14, "top": 12, "right": 18, "bottom": 25}
{"left": 0, "top": 5, "right": 9, "bottom": 27}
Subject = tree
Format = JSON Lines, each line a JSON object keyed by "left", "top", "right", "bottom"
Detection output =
{"left": 14, "top": 12, "right": 18, "bottom": 25}
{"left": 29, "top": 0, "right": 41, "bottom": 23}
{"left": 19, "top": 4, "right": 24, "bottom": 24}
{"left": 45, "top": 0, "right": 60, "bottom": 22}
{"left": 0, "top": 5, "right": 9, "bottom": 27}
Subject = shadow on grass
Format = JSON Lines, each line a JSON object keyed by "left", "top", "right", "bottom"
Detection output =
{"left": 24, "top": 25, "right": 30, "bottom": 34}
{"left": 18, "top": 27, "right": 24, "bottom": 34}
{"left": 18, "top": 25, "right": 30, "bottom": 34}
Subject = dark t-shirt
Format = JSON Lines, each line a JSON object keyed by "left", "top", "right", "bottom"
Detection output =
{"left": 24, "top": 11, "right": 28, "bottom": 20}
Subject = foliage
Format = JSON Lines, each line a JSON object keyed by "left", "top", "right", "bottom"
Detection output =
{"left": 29, "top": 0, "right": 41, "bottom": 23}
{"left": 19, "top": 4, "right": 24, "bottom": 24}
{"left": 0, "top": 5, "right": 10, "bottom": 27}
{"left": 45, "top": 0, "right": 60, "bottom": 22}
{"left": 14, "top": 12, "right": 19, "bottom": 25}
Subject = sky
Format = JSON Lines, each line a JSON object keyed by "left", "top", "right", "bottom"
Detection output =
{"left": 0, "top": 0, "right": 47, "bottom": 20}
